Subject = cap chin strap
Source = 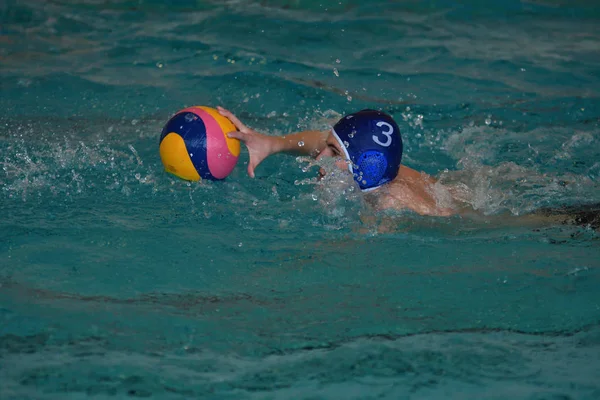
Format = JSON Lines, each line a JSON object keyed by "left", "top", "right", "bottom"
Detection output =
{"left": 330, "top": 128, "right": 384, "bottom": 192}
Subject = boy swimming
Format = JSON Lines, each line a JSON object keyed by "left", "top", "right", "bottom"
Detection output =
{"left": 218, "top": 106, "right": 600, "bottom": 229}
{"left": 218, "top": 106, "right": 456, "bottom": 216}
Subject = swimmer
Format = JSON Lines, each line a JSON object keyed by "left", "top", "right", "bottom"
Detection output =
{"left": 217, "top": 106, "right": 600, "bottom": 229}
{"left": 218, "top": 107, "right": 456, "bottom": 216}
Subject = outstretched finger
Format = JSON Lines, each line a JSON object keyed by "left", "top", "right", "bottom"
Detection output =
{"left": 226, "top": 130, "right": 247, "bottom": 141}
{"left": 247, "top": 163, "right": 256, "bottom": 179}
{"left": 217, "top": 106, "right": 249, "bottom": 132}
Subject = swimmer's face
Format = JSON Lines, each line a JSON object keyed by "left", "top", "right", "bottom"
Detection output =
{"left": 316, "top": 133, "right": 349, "bottom": 177}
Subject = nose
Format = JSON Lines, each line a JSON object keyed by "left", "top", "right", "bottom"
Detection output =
{"left": 316, "top": 148, "right": 331, "bottom": 178}
{"left": 316, "top": 148, "right": 326, "bottom": 161}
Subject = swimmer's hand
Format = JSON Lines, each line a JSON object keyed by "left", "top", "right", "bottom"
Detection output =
{"left": 218, "top": 106, "right": 279, "bottom": 178}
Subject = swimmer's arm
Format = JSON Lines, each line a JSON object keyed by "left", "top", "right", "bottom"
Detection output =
{"left": 218, "top": 106, "right": 327, "bottom": 177}
{"left": 271, "top": 130, "right": 328, "bottom": 156}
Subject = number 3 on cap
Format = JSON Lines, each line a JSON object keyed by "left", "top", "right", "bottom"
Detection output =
{"left": 372, "top": 121, "right": 393, "bottom": 147}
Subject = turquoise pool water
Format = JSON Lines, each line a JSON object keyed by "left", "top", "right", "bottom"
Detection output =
{"left": 1, "top": 0, "right": 600, "bottom": 398}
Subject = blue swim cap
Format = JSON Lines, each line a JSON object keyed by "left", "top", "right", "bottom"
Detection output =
{"left": 331, "top": 109, "right": 403, "bottom": 191}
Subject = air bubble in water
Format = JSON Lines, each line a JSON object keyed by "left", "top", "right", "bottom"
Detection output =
{"left": 333, "top": 68, "right": 339, "bottom": 77}
{"left": 485, "top": 117, "right": 492, "bottom": 125}
{"left": 348, "top": 130, "right": 356, "bottom": 138}
{"left": 311, "top": 194, "right": 318, "bottom": 201}
{"left": 298, "top": 141, "right": 305, "bottom": 147}
{"left": 185, "top": 113, "right": 196, "bottom": 122}
{"left": 343, "top": 141, "right": 349, "bottom": 147}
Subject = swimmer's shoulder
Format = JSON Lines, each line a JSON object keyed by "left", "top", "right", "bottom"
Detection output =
{"left": 373, "top": 179, "right": 455, "bottom": 216}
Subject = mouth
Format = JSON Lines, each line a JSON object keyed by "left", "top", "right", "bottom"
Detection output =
{"left": 317, "top": 168, "right": 326, "bottom": 180}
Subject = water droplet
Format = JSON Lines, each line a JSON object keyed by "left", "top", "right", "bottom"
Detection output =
{"left": 298, "top": 141, "right": 305, "bottom": 147}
